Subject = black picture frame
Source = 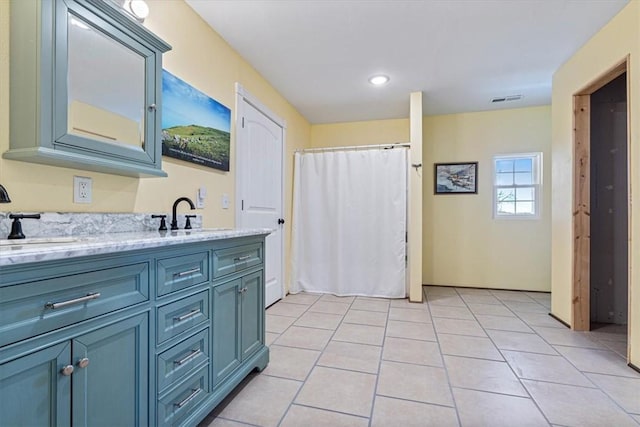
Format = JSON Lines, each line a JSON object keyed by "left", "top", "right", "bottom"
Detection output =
{"left": 434, "top": 162, "right": 478, "bottom": 194}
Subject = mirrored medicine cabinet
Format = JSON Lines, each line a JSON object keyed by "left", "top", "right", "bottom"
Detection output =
{"left": 4, "top": 0, "right": 172, "bottom": 177}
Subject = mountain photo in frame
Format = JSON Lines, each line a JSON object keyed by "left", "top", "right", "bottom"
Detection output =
{"left": 161, "top": 70, "right": 231, "bottom": 171}
{"left": 434, "top": 162, "right": 478, "bottom": 194}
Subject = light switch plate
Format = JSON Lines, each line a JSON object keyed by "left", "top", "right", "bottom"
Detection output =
{"left": 221, "top": 193, "right": 229, "bottom": 209}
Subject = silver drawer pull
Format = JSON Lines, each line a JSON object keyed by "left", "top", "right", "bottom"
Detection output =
{"left": 234, "top": 255, "right": 251, "bottom": 262}
{"left": 174, "top": 309, "right": 201, "bottom": 322}
{"left": 45, "top": 293, "right": 101, "bottom": 310}
{"left": 174, "top": 349, "right": 202, "bottom": 366}
{"left": 174, "top": 388, "right": 201, "bottom": 409}
{"left": 173, "top": 268, "right": 200, "bottom": 278}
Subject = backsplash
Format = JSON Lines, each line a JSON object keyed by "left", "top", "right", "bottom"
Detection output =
{"left": 0, "top": 212, "right": 202, "bottom": 239}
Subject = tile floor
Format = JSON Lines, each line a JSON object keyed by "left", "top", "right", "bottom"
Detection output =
{"left": 200, "top": 286, "right": 639, "bottom": 427}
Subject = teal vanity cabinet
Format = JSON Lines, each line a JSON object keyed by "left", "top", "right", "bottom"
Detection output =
{"left": 0, "top": 255, "right": 151, "bottom": 426}
{"left": 5, "top": 0, "right": 171, "bottom": 177}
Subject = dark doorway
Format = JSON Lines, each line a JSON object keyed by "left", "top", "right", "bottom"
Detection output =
{"left": 589, "top": 72, "right": 628, "bottom": 333}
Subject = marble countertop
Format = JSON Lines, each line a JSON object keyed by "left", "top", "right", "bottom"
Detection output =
{"left": 0, "top": 228, "right": 273, "bottom": 267}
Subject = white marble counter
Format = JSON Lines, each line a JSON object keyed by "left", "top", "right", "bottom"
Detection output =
{"left": 0, "top": 228, "right": 272, "bottom": 267}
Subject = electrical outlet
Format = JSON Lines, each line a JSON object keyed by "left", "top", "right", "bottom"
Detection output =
{"left": 74, "top": 176, "right": 92, "bottom": 204}
{"left": 221, "top": 193, "right": 229, "bottom": 209}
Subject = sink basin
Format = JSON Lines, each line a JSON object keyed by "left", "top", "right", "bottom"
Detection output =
{"left": 0, "top": 236, "right": 82, "bottom": 248}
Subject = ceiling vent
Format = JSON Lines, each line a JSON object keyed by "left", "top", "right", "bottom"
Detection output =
{"left": 491, "top": 95, "right": 523, "bottom": 103}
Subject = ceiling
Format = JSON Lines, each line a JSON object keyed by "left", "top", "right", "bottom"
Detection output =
{"left": 185, "top": 0, "right": 629, "bottom": 124}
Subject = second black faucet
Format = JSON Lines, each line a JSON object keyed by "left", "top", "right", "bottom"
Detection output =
{"left": 171, "top": 197, "right": 196, "bottom": 230}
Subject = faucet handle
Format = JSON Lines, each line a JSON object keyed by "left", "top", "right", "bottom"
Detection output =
{"left": 151, "top": 214, "right": 168, "bottom": 231}
{"left": 8, "top": 213, "right": 41, "bottom": 239}
{"left": 184, "top": 215, "right": 196, "bottom": 230}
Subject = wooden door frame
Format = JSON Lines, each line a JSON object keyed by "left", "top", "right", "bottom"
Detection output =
{"left": 234, "top": 83, "right": 286, "bottom": 302}
{"left": 572, "top": 57, "right": 630, "bottom": 333}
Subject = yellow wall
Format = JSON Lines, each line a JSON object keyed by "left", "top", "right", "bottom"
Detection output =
{"left": 551, "top": 1, "right": 639, "bottom": 365}
{"left": 0, "top": 1, "right": 310, "bottom": 283}
{"left": 310, "top": 118, "right": 409, "bottom": 148}
{"left": 423, "top": 106, "right": 551, "bottom": 291}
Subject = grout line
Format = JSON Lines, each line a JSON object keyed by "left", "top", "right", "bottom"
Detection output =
{"left": 366, "top": 292, "right": 391, "bottom": 427}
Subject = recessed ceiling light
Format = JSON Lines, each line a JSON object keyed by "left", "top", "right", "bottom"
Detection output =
{"left": 369, "top": 75, "right": 390, "bottom": 86}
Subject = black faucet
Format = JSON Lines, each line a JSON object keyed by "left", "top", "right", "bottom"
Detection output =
{"left": 0, "top": 184, "right": 11, "bottom": 203}
{"left": 171, "top": 197, "right": 196, "bottom": 230}
{"left": 7, "top": 213, "right": 41, "bottom": 239}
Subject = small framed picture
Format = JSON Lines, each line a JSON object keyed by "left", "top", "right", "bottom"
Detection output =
{"left": 434, "top": 162, "right": 478, "bottom": 194}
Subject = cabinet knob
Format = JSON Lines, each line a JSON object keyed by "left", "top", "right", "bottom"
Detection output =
{"left": 147, "top": 103, "right": 157, "bottom": 112}
{"left": 77, "top": 357, "right": 90, "bottom": 369}
{"left": 60, "top": 365, "right": 74, "bottom": 376}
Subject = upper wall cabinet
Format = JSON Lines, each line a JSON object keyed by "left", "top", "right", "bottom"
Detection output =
{"left": 4, "top": 0, "right": 171, "bottom": 177}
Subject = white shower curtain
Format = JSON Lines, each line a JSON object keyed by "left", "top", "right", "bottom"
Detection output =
{"left": 291, "top": 147, "right": 408, "bottom": 298}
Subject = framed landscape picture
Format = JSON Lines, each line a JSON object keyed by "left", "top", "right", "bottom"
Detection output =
{"left": 161, "top": 70, "right": 231, "bottom": 171}
{"left": 434, "top": 162, "right": 478, "bottom": 194}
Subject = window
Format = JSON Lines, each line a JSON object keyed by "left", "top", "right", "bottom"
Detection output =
{"left": 493, "top": 153, "right": 542, "bottom": 218}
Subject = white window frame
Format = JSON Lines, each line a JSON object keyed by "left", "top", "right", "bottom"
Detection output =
{"left": 493, "top": 152, "right": 542, "bottom": 219}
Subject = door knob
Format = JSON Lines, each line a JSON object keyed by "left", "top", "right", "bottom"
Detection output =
{"left": 77, "top": 357, "right": 90, "bottom": 369}
{"left": 60, "top": 365, "right": 74, "bottom": 376}
{"left": 277, "top": 218, "right": 285, "bottom": 225}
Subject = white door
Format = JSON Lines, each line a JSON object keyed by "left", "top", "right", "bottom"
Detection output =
{"left": 236, "top": 87, "right": 284, "bottom": 308}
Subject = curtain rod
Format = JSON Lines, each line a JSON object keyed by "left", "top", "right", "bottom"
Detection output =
{"left": 296, "top": 142, "right": 410, "bottom": 153}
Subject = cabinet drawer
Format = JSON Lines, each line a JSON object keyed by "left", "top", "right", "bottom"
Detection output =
{"left": 157, "top": 365, "right": 210, "bottom": 427}
{"left": 157, "top": 328, "right": 209, "bottom": 392}
{"left": 157, "top": 251, "right": 210, "bottom": 297}
{"left": 0, "top": 263, "right": 149, "bottom": 347}
{"left": 212, "top": 243, "right": 263, "bottom": 279}
{"left": 157, "top": 291, "right": 209, "bottom": 345}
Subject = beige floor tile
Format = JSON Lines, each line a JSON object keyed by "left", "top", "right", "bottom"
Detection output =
{"left": 343, "top": 309, "right": 387, "bottom": 326}
{"left": 265, "top": 332, "right": 279, "bottom": 346}
{"left": 460, "top": 294, "right": 502, "bottom": 305}
{"left": 502, "top": 350, "right": 593, "bottom": 387}
{"left": 453, "top": 387, "right": 548, "bottom": 427}
{"left": 430, "top": 305, "right": 475, "bottom": 320}
{"left": 280, "top": 405, "right": 369, "bottom": 427}
{"left": 491, "top": 290, "right": 539, "bottom": 303}
{"left": 274, "top": 326, "right": 333, "bottom": 350}
{"left": 262, "top": 345, "right": 320, "bottom": 381}
{"left": 427, "top": 294, "right": 467, "bottom": 307}
{"left": 333, "top": 323, "right": 385, "bottom": 346}
{"left": 386, "top": 320, "right": 436, "bottom": 341}
{"left": 203, "top": 418, "right": 253, "bottom": 427}
{"left": 388, "top": 307, "right": 432, "bottom": 323}
{"left": 503, "top": 300, "right": 549, "bottom": 314}
{"left": 586, "top": 373, "right": 640, "bottom": 413}
{"left": 382, "top": 337, "right": 443, "bottom": 367}
{"left": 308, "top": 301, "right": 351, "bottom": 315}
{"left": 433, "top": 317, "right": 487, "bottom": 337}
{"left": 476, "top": 314, "right": 533, "bottom": 333}
{"left": 282, "top": 292, "right": 321, "bottom": 305}
{"left": 266, "top": 314, "right": 296, "bottom": 333}
{"left": 217, "top": 375, "right": 301, "bottom": 427}
{"left": 371, "top": 396, "right": 459, "bottom": 427}
{"left": 266, "top": 302, "right": 308, "bottom": 318}
{"left": 376, "top": 360, "right": 454, "bottom": 406}
{"left": 444, "top": 355, "right": 527, "bottom": 396}
{"left": 317, "top": 341, "right": 382, "bottom": 374}
{"left": 351, "top": 298, "right": 390, "bottom": 312}
{"left": 532, "top": 326, "right": 606, "bottom": 349}
{"left": 487, "top": 330, "right": 557, "bottom": 355}
{"left": 294, "top": 311, "right": 344, "bottom": 330}
{"left": 438, "top": 333, "right": 504, "bottom": 361}
{"left": 295, "top": 366, "right": 376, "bottom": 417}
{"left": 517, "top": 312, "right": 566, "bottom": 328}
{"left": 523, "top": 379, "right": 638, "bottom": 427}
{"left": 467, "top": 303, "right": 515, "bottom": 317}
{"left": 320, "top": 294, "right": 356, "bottom": 304}
{"left": 554, "top": 346, "right": 639, "bottom": 378}
{"left": 390, "top": 298, "right": 429, "bottom": 310}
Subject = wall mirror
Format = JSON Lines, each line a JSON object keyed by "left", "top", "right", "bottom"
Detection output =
{"left": 5, "top": 0, "right": 171, "bottom": 177}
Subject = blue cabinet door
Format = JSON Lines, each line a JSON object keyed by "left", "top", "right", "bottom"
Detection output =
{"left": 212, "top": 279, "right": 241, "bottom": 386}
{"left": 0, "top": 342, "right": 71, "bottom": 426}
{"left": 241, "top": 271, "right": 264, "bottom": 360}
{"left": 72, "top": 313, "right": 149, "bottom": 427}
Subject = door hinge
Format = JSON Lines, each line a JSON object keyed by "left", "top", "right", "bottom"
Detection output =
{"left": 241, "top": 199, "right": 244, "bottom": 210}
{"left": 242, "top": 117, "right": 245, "bottom": 128}
{"left": 405, "top": 232, "right": 408, "bottom": 243}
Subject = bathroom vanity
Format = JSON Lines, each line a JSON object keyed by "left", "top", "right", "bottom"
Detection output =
{"left": 0, "top": 229, "right": 270, "bottom": 426}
